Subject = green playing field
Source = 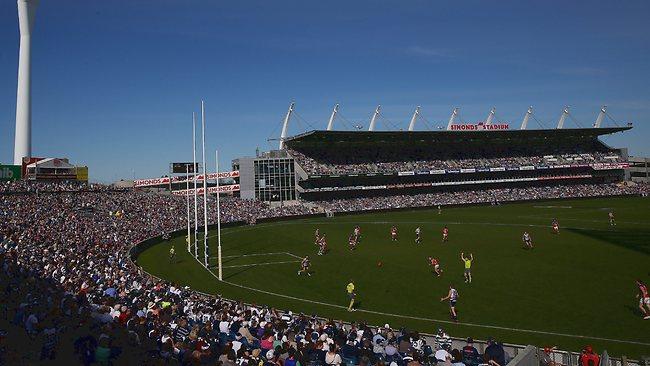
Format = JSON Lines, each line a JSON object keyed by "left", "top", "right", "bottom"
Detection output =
{"left": 135, "top": 196, "right": 650, "bottom": 358}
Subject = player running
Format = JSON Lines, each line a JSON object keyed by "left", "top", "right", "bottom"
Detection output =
{"left": 415, "top": 226, "right": 422, "bottom": 244}
{"left": 442, "top": 226, "right": 449, "bottom": 243}
{"left": 354, "top": 225, "right": 362, "bottom": 242}
{"left": 551, "top": 219, "right": 560, "bottom": 234}
{"left": 348, "top": 233, "right": 357, "bottom": 251}
{"left": 428, "top": 256, "right": 443, "bottom": 276}
{"left": 608, "top": 211, "right": 616, "bottom": 226}
{"left": 636, "top": 280, "right": 650, "bottom": 319}
{"left": 169, "top": 245, "right": 176, "bottom": 263}
{"left": 346, "top": 280, "right": 357, "bottom": 312}
{"left": 390, "top": 225, "right": 399, "bottom": 242}
{"left": 437, "top": 205, "right": 442, "bottom": 215}
{"left": 522, "top": 231, "right": 533, "bottom": 249}
{"left": 317, "top": 235, "right": 328, "bottom": 256}
{"left": 314, "top": 228, "right": 321, "bottom": 245}
{"left": 297, "top": 255, "right": 312, "bottom": 276}
{"left": 461, "top": 252, "right": 473, "bottom": 283}
{"left": 440, "top": 285, "right": 459, "bottom": 322}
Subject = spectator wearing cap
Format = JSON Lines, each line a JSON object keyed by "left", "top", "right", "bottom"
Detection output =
{"left": 462, "top": 337, "right": 480, "bottom": 366}
{"left": 579, "top": 345, "right": 600, "bottom": 366}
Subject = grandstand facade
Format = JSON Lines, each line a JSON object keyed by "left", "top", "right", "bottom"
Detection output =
{"left": 234, "top": 127, "right": 632, "bottom": 202}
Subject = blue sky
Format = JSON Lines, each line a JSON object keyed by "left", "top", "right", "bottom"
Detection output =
{"left": 1, "top": 0, "right": 648, "bottom": 183}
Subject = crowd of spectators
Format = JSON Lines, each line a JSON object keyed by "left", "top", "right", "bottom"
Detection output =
{"left": 288, "top": 149, "right": 623, "bottom": 177}
{"left": 318, "top": 184, "right": 647, "bottom": 213}
{"left": 0, "top": 180, "right": 127, "bottom": 193}
{"left": 0, "top": 180, "right": 642, "bottom": 364}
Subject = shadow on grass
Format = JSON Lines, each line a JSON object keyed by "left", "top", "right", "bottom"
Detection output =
{"left": 566, "top": 227, "right": 650, "bottom": 255}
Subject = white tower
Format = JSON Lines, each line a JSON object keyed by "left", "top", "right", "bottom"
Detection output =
{"left": 14, "top": 0, "right": 39, "bottom": 165}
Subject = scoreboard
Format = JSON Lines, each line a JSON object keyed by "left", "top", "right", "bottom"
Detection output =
{"left": 170, "top": 162, "right": 200, "bottom": 174}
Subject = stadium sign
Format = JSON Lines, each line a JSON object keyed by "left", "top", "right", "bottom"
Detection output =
{"left": 134, "top": 170, "right": 240, "bottom": 187}
{"left": 0, "top": 165, "right": 21, "bottom": 181}
{"left": 450, "top": 123, "right": 509, "bottom": 131}
{"left": 171, "top": 184, "right": 241, "bottom": 196}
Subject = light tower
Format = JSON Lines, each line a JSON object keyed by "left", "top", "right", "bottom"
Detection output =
{"left": 14, "top": 0, "right": 39, "bottom": 165}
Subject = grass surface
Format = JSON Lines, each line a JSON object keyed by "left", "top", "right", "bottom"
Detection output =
{"left": 136, "top": 197, "right": 650, "bottom": 358}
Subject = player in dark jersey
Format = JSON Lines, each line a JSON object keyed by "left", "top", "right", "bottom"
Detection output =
{"left": 551, "top": 219, "right": 559, "bottom": 234}
{"left": 442, "top": 226, "right": 449, "bottom": 243}
{"left": 298, "top": 256, "right": 312, "bottom": 276}
{"left": 348, "top": 233, "right": 357, "bottom": 251}
{"left": 636, "top": 280, "right": 650, "bottom": 319}
{"left": 440, "top": 285, "right": 459, "bottom": 322}
{"left": 428, "top": 256, "right": 443, "bottom": 276}
{"left": 318, "top": 235, "right": 328, "bottom": 256}
{"left": 390, "top": 225, "right": 398, "bottom": 242}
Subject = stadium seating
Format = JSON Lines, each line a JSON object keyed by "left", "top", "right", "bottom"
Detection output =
{"left": 0, "top": 181, "right": 646, "bottom": 364}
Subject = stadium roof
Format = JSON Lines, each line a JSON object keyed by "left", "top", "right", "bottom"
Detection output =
{"left": 284, "top": 127, "right": 632, "bottom": 146}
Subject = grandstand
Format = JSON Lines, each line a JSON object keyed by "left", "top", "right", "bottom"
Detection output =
{"left": 279, "top": 127, "right": 631, "bottom": 201}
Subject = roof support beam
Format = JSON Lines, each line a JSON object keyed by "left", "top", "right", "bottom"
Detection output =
{"left": 556, "top": 106, "right": 570, "bottom": 129}
{"left": 593, "top": 105, "right": 607, "bottom": 128}
{"left": 368, "top": 105, "right": 381, "bottom": 131}
{"left": 278, "top": 102, "right": 294, "bottom": 150}
{"left": 520, "top": 106, "right": 533, "bottom": 130}
{"left": 326, "top": 103, "right": 339, "bottom": 131}
{"left": 485, "top": 107, "right": 496, "bottom": 125}
{"left": 408, "top": 106, "right": 420, "bottom": 131}
{"left": 446, "top": 107, "right": 459, "bottom": 131}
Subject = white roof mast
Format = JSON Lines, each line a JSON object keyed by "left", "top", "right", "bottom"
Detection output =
{"left": 556, "top": 106, "right": 570, "bottom": 129}
{"left": 326, "top": 103, "right": 339, "bottom": 131}
{"left": 368, "top": 105, "right": 381, "bottom": 131}
{"left": 446, "top": 107, "right": 459, "bottom": 130}
{"left": 593, "top": 105, "right": 607, "bottom": 128}
{"left": 520, "top": 106, "right": 533, "bottom": 130}
{"left": 408, "top": 106, "right": 420, "bottom": 131}
{"left": 278, "top": 102, "right": 294, "bottom": 150}
{"left": 484, "top": 107, "right": 496, "bottom": 125}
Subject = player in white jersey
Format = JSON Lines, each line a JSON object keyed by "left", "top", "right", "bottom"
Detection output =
{"left": 314, "top": 228, "right": 321, "bottom": 245}
{"left": 522, "top": 231, "right": 533, "bottom": 249}
{"left": 354, "top": 225, "right": 361, "bottom": 242}
{"left": 608, "top": 211, "right": 616, "bottom": 226}
{"left": 440, "top": 285, "right": 459, "bottom": 322}
{"left": 390, "top": 225, "right": 398, "bottom": 242}
{"left": 415, "top": 226, "right": 422, "bottom": 244}
{"left": 298, "top": 255, "right": 311, "bottom": 276}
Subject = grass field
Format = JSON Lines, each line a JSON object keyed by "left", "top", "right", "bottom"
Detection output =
{"left": 136, "top": 196, "right": 650, "bottom": 358}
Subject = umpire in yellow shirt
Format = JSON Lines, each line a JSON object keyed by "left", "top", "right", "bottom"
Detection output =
{"left": 346, "top": 280, "right": 356, "bottom": 312}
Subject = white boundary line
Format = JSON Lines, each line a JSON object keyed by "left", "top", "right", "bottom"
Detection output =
{"left": 220, "top": 252, "right": 289, "bottom": 259}
{"left": 219, "top": 260, "right": 301, "bottom": 269}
